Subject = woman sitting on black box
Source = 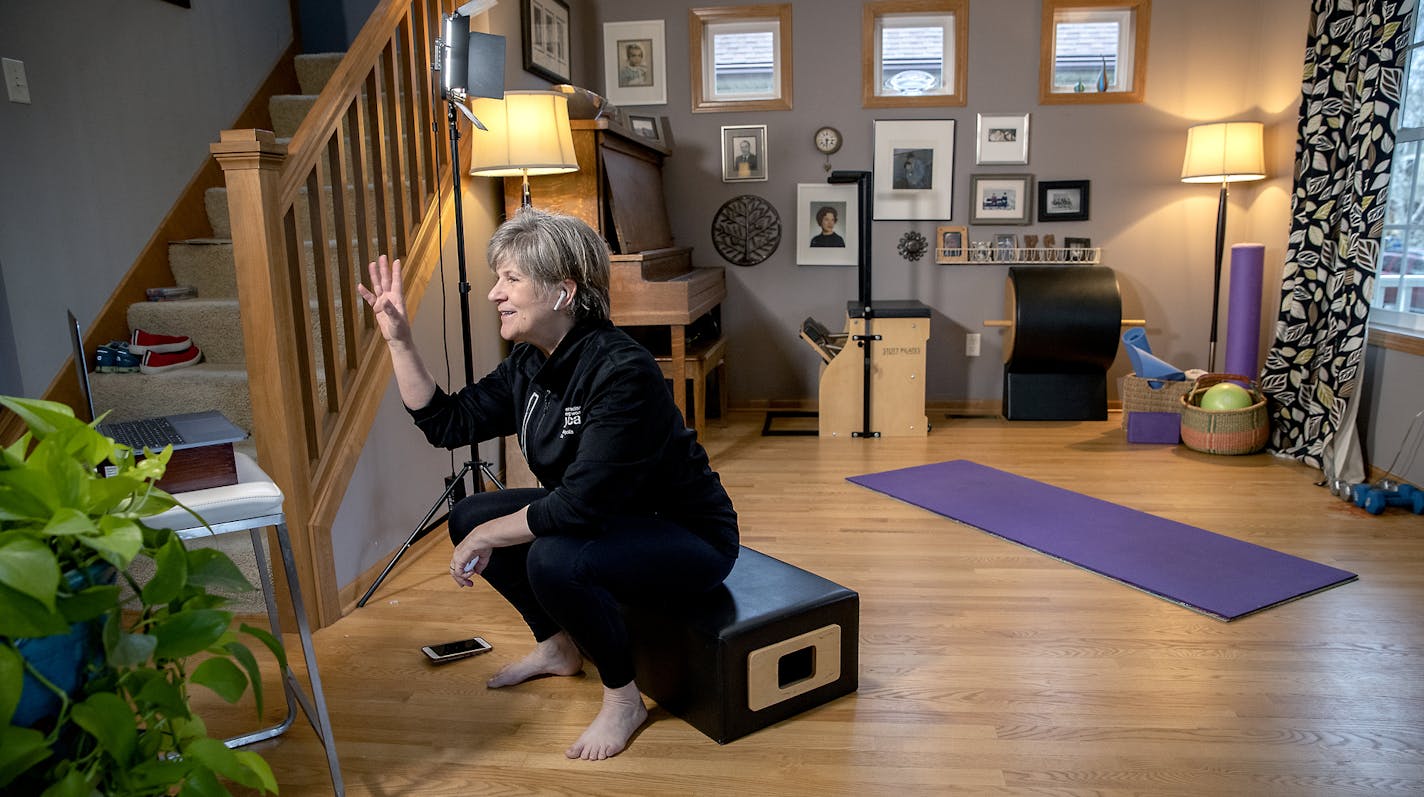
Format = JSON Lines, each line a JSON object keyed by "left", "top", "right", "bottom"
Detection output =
{"left": 357, "top": 208, "right": 739, "bottom": 760}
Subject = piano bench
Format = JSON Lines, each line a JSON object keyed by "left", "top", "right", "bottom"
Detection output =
{"left": 622, "top": 546, "right": 859, "bottom": 743}
{"left": 655, "top": 335, "right": 727, "bottom": 438}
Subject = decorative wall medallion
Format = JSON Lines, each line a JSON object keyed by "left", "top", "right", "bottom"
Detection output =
{"left": 711, "top": 195, "right": 781, "bottom": 266}
{"left": 897, "top": 230, "right": 928, "bottom": 262}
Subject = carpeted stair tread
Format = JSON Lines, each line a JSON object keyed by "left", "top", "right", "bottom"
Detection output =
{"left": 168, "top": 240, "right": 236, "bottom": 298}
{"left": 295, "top": 52, "right": 345, "bottom": 96}
{"left": 90, "top": 363, "right": 254, "bottom": 431}
{"left": 270, "top": 95, "right": 317, "bottom": 140}
{"left": 126, "top": 299, "right": 244, "bottom": 365}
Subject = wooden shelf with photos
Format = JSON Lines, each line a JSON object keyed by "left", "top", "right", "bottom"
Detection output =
{"left": 934, "top": 226, "right": 1098, "bottom": 266}
{"left": 947, "top": 246, "right": 1102, "bottom": 265}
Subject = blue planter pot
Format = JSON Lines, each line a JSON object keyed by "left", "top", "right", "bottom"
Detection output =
{"left": 13, "top": 565, "right": 115, "bottom": 728}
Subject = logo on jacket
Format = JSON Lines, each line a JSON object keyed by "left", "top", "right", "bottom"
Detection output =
{"left": 561, "top": 405, "right": 582, "bottom": 438}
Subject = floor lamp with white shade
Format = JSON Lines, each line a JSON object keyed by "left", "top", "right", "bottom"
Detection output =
{"left": 1181, "top": 121, "right": 1266, "bottom": 372}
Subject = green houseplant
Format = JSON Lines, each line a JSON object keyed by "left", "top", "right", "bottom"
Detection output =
{"left": 0, "top": 396, "right": 281, "bottom": 796}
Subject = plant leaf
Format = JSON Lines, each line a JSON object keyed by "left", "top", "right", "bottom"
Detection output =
{"left": 153, "top": 609, "right": 231, "bottom": 661}
{"left": 176, "top": 767, "right": 231, "bottom": 797}
{"left": 240, "top": 623, "right": 288, "bottom": 671}
{"left": 233, "top": 750, "right": 278, "bottom": 794}
{"left": 37, "top": 766, "right": 93, "bottom": 797}
{"left": 43, "top": 506, "right": 98, "bottom": 537}
{"left": 187, "top": 549, "right": 254, "bottom": 594}
{"left": 72, "top": 691, "right": 137, "bottom": 765}
{"left": 103, "top": 614, "right": 157, "bottom": 668}
{"left": 81, "top": 515, "right": 144, "bottom": 568}
{"left": 0, "top": 644, "right": 22, "bottom": 727}
{"left": 224, "top": 641, "right": 265, "bottom": 717}
{"left": 58, "top": 584, "right": 119, "bottom": 624}
{"left": 184, "top": 737, "right": 266, "bottom": 790}
{"left": 141, "top": 534, "right": 188, "bottom": 606}
{"left": 131, "top": 669, "right": 186, "bottom": 716}
{"left": 0, "top": 726, "right": 52, "bottom": 788}
{"left": 0, "top": 396, "right": 78, "bottom": 441}
{"left": 191, "top": 657, "right": 247, "bottom": 704}
{"left": 0, "top": 582, "right": 70, "bottom": 638}
{"left": 0, "top": 536, "right": 59, "bottom": 611}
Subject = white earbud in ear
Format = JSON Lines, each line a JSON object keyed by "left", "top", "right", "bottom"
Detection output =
{"left": 553, "top": 289, "right": 568, "bottom": 311}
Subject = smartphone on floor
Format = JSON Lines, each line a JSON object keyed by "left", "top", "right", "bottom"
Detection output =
{"left": 421, "top": 636, "right": 493, "bottom": 664}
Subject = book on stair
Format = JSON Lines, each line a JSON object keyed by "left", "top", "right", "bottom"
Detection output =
{"left": 69, "top": 310, "right": 246, "bottom": 493}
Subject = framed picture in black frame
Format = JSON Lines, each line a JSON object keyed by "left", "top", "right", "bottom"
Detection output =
{"left": 522, "top": 0, "right": 572, "bottom": 84}
{"left": 1037, "top": 179, "right": 1090, "bottom": 222}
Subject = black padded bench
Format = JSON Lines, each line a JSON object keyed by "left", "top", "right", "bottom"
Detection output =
{"left": 622, "top": 546, "right": 859, "bottom": 743}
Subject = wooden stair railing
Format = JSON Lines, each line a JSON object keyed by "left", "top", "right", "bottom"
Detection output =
{"left": 213, "top": 0, "right": 463, "bottom": 628}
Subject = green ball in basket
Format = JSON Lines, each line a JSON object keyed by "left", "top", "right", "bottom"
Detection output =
{"left": 1199, "top": 382, "right": 1254, "bottom": 411}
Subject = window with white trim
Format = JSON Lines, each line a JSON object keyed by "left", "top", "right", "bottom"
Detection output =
{"left": 1373, "top": 16, "right": 1424, "bottom": 334}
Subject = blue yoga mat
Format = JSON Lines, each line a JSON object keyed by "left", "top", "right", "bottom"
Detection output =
{"left": 848, "top": 460, "right": 1356, "bottom": 620}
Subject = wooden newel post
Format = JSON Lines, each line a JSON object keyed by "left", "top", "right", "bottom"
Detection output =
{"left": 212, "top": 129, "right": 341, "bottom": 627}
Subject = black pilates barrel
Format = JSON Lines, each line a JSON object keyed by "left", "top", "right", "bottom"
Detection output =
{"left": 1005, "top": 266, "right": 1121, "bottom": 372}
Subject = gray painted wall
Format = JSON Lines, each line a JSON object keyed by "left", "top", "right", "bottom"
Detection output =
{"left": 566, "top": 0, "right": 1422, "bottom": 481}
{"left": 0, "top": 0, "right": 293, "bottom": 397}
{"left": 583, "top": 0, "right": 1306, "bottom": 406}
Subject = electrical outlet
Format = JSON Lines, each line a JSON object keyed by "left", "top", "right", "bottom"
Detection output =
{"left": 3, "top": 58, "right": 31, "bottom": 104}
{"left": 965, "top": 332, "right": 981, "bottom": 357}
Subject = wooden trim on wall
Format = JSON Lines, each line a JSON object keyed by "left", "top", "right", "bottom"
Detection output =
{"left": 1038, "top": 0, "right": 1150, "bottom": 105}
{"left": 0, "top": 42, "right": 301, "bottom": 445}
{"left": 1369, "top": 326, "right": 1424, "bottom": 356}
{"left": 861, "top": 0, "right": 969, "bottom": 108}
{"left": 689, "top": 4, "right": 794, "bottom": 113}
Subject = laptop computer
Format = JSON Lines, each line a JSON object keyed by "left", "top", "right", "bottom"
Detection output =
{"left": 68, "top": 309, "right": 247, "bottom": 451}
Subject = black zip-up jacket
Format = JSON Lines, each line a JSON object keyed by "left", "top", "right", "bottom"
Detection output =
{"left": 406, "top": 319, "right": 738, "bottom": 557}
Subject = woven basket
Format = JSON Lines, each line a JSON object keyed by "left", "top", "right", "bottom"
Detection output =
{"left": 1121, "top": 373, "right": 1196, "bottom": 427}
{"left": 1179, "top": 373, "right": 1269, "bottom": 455}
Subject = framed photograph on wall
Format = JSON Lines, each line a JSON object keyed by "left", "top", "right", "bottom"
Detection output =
{"left": 797, "top": 183, "right": 859, "bottom": 266}
{"left": 628, "top": 114, "right": 664, "bottom": 145}
{"left": 935, "top": 224, "right": 968, "bottom": 263}
{"left": 1037, "top": 179, "right": 1090, "bottom": 221}
{"left": 522, "top": 0, "right": 571, "bottom": 84}
{"left": 976, "top": 113, "right": 1029, "bottom": 164}
{"left": 873, "top": 119, "right": 956, "bottom": 220}
{"left": 721, "top": 125, "right": 768, "bottom": 182}
{"left": 603, "top": 20, "right": 667, "bottom": 106}
{"left": 969, "top": 173, "right": 1033, "bottom": 225}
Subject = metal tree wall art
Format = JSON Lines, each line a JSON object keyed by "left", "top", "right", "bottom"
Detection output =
{"left": 711, "top": 195, "right": 781, "bottom": 266}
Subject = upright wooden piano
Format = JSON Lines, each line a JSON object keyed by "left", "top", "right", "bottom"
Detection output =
{"left": 503, "top": 118, "right": 725, "bottom": 422}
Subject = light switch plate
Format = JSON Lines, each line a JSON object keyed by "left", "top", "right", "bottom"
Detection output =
{"left": 4, "top": 58, "right": 32, "bottom": 104}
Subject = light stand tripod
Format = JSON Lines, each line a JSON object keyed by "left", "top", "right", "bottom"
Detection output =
{"left": 357, "top": 17, "right": 507, "bottom": 608}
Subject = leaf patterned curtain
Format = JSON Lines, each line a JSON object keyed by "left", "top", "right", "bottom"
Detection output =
{"left": 1261, "top": 0, "right": 1414, "bottom": 481}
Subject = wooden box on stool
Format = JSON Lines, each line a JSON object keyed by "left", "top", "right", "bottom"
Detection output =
{"left": 622, "top": 547, "right": 859, "bottom": 743}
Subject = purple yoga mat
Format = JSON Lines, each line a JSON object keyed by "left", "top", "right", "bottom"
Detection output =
{"left": 1225, "top": 243, "right": 1265, "bottom": 378}
{"left": 848, "top": 460, "right": 1356, "bottom": 620}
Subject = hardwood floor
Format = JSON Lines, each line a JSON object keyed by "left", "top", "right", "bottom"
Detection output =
{"left": 199, "top": 411, "right": 1424, "bottom": 796}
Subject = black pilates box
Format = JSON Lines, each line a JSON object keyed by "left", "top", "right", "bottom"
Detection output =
{"left": 622, "top": 546, "right": 859, "bottom": 743}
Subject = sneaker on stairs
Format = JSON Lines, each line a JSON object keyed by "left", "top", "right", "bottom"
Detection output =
{"left": 129, "top": 329, "right": 193, "bottom": 355}
{"left": 140, "top": 346, "right": 203, "bottom": 374}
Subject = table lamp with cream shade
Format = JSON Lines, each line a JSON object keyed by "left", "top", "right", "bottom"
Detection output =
{"left": 468, "top": 90, "right": 579, "bottom": 207}
{"left": 1181, "top": 120, "right": 1266, "bottom": 371}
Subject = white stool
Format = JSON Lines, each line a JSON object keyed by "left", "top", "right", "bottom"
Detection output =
{"left": 146, "top": 452, "right": 343, "bottom": 795}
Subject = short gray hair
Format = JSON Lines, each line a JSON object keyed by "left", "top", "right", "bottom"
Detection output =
{"left": 486, "top": 208, "right": 611, "bottom": 322}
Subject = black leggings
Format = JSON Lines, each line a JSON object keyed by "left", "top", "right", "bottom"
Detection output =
{"left": 448, "top": 489, "right": 736, "bottom": 688}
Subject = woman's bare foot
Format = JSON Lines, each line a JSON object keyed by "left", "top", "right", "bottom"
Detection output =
{"left": 487, "top": 632, "right": 583, "bottom": 688}
{"left": 565, "top": 681, "right": 648, "bottom": 761}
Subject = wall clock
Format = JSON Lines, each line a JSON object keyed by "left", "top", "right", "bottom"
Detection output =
{"left": 814, "top": 126, "right": 842, "bottom": 171}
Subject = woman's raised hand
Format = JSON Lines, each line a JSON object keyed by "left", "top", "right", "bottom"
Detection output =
{"left": 357, "top": 255, "right": 412, "bottom": 345}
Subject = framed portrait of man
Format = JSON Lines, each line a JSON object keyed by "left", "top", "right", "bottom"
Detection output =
{"left": 721, "top": 125, "right": 769, "bottom": 182}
